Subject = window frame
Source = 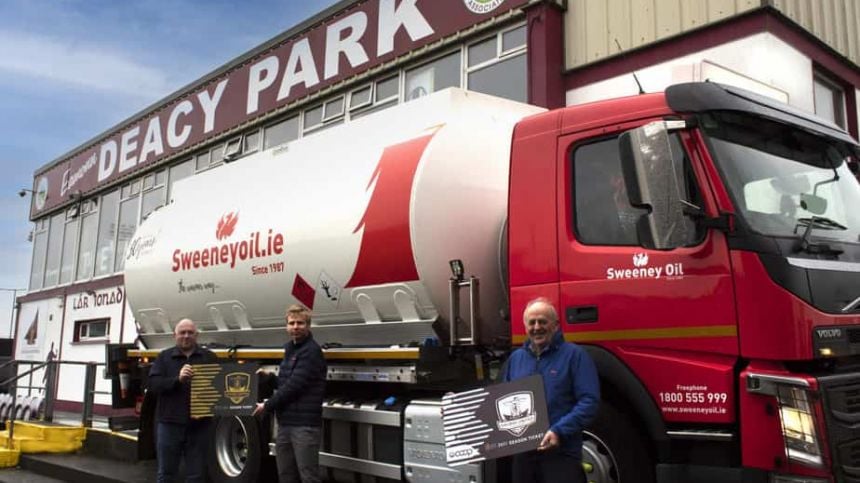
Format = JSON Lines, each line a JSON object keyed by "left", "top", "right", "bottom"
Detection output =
{"left": 73, "top": 318, "right": 110, "bottom": 343}
{"left": 813, "top": 72, "right": 847, "bottom": 129}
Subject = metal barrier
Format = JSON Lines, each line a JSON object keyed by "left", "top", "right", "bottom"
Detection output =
{"left": 0, "top": 359, "right": 108, "bottom": 446}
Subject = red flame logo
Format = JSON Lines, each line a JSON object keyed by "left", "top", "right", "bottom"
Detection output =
{"left": 216, "top": 212, "right": 239, "bottom": 240}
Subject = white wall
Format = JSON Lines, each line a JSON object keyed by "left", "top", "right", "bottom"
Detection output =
{"left": 56, "top": 285, "right": 127, "bottom": 405}
{"left": 14, "top": 298, "right": 63, "bottom": 398}
{"left": 567, "top": 33, "right": 816, "bottom": 114}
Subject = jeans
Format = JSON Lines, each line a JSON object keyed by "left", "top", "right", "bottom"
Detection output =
{"left": 275, "top": 425, "right": 322, "bottom": 483}
{"left": 156, "top": 420, "right": 211, "bottom": 483}
{"left": 512, "top": 449, "right": 586, "bottom": 483}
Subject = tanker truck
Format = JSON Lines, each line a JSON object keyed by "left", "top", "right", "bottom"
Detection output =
{"left": 110, "top": 83, "right": 860, "bottom": 483}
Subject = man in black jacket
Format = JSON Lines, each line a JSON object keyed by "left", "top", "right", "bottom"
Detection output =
{"left": 254, "top": 304, "right": 326, "bottom": 483}
{"left": 149, "top": 318, "right": 217, "bottom": 483}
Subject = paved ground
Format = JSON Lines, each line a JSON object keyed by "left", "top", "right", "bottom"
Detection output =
{"left": 0, "top": 453, "right": 158, "bottom": 483}
{"left": 0, "top": 468, "right": 66, "bottom": 483}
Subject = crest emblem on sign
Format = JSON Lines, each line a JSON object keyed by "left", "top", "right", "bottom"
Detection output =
{"left": 224, "top": 372, "right": 251, "bottom": 404}
{"left": 495, "top": 391, "right": 537, "bottom": 436}
{"left": 463, "top": 0, "right": 504, "bottom": 14}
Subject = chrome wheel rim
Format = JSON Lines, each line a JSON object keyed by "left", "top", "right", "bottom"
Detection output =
{"left": 214, "top": 416, "right": 249, "bottom": 477}
{"left": 582, "top": 430, "right": 620, "bottom": 483}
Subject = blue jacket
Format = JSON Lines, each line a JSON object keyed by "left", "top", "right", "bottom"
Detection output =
{"left": 263, "top": 334, "right": 327, "bottom": 427}
{"left": 502, "top": 331, "right": 600, "bottom": 457}
{"left": 148, "top": 345, "right": 218, "bottom": 425}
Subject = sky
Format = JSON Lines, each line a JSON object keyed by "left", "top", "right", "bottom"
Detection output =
{"left": 0, "top": 0, "right": 339, "bottom": 338}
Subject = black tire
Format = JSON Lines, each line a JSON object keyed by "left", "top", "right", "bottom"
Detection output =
{"left": 207, "top": 415, "right": 273, "bottom": 483}
{"left": 582, "top": 402, "right": 654, "bottom": 483}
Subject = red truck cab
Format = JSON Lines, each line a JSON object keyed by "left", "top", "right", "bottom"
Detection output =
{"left": 508, "top": 82, "right": 860, "bottom": 483}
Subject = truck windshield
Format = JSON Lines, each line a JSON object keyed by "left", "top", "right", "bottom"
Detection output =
{"left": 702, "top": 112, "right": 860, "bottom": 245}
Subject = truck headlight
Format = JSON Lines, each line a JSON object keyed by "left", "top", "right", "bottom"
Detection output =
{"left": 776, "top": 386, "right": 823, "bottom": 467}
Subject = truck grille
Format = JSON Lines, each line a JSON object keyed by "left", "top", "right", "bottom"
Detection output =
{"left": 848, "top": 329, "right": 860, "bottom": 344}
{"left": 837, "top": 440, "right": 860, "bottom": 480}
{"left": 828, "top": 384, "right": 860, "bottom": 421}
{"left": 820, "top": 376, "right": 860, "bottom": 482}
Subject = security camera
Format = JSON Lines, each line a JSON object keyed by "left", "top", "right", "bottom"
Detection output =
{"left": 18, "top": 190, "right": 26, "bottom": 198}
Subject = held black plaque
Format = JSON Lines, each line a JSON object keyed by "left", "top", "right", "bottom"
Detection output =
{"left": 190, "top": 363, "right": 258, "bottom": 418}
{"left": 442, "top": 374, "right": 549, "bottom": 466}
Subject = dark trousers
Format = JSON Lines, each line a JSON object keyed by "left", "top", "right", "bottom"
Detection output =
{"left": 275, "top": 425, "right": 322, "bottom": 483}
{"left": 512, "top": 449, "right": 586, "bottom": 483}
{"left": 156, "top": 420, "right": 211, "bottom": 483}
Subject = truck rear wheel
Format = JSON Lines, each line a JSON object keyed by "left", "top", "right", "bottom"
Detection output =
{"left": 582, "top": 402, "right": 654, "bottom": 483}
{"left": 208, "top": 415, "right": 270, "bottom": 483}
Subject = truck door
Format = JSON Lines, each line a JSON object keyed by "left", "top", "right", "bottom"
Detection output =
{"left": 556, "top": 122, "right": 739, "bottom": 425}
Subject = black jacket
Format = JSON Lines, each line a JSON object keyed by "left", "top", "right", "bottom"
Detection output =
{"left": 263, "top": 334, "right": 326, "bottom": 427}
{"left": 148, "top": 345, "right": 218, "bottom": 425}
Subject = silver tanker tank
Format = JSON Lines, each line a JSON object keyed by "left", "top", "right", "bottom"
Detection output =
{"left": 123, "top": 89, "right": 544, "bottom": 349}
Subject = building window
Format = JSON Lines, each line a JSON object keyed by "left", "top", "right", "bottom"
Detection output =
{"left": 195, "top": 151, "right": 211, "bottom": 172}
{"left": 350, "top": 76, "right": 401, "bottom": 119}
{"left": 74, "top": 318, "right": 109, "bottom": 342}
{"left": 324, "top": 97, "right": 344, "bottom": 121}
{"left": 405, "top": 51, "right": 461, "bottom": 101}
{"left": 244, "top": 130, "right": 261, "bottom": 153}
{"left": 501, "top": 24, "right": 526, "bottom": 53}
{"left": 210, "top": 144, "right": 225, "bottom": 166}
{"left": 141, "top": 169, "right": 167, "bottom": 222}
{"left": 115, "top": 184, "right": 141, "bottom": 272}
{"left": 76, "top": 200, "right": 99, "bottom": 282}
{"left": 349, "top": 85, "right": 372, "bottom": 110}
{"left": 303, "top": 96, "right": 345, "bottom": 134}
{"left": 264, "top": 116, "right": 299, "bottom": 149}
{"left": 466, "top": 25, "right": 527, "bottom": 102}
{"left": 813, "top": 74, "right": 846, "bottom": 128}
{"left": 94, "top": 189, "right": 119, "bottom": 277}
{"left": 59, "top": 208, "right": 80, "bottom": 285}
{"left": 375, "top": 75, "right": 399, "bottom": 103}
{"left": 303, "top": 104, "right": 324, "bottom": 130}
{"left": 168, "top": 159, "right": 194, "bottom": 201}
{"left": 28, "top": 219, "right": 49, "bottom": 290}
{"left": 42, "top": 212, "right": 65, "bottom": 287}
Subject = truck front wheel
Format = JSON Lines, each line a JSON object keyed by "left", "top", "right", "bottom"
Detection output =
{"left": 582, "top": 402, "right": 654, "bottom": 483}
{"left": 208, "top": 415, "right": 269, "bottom": 483}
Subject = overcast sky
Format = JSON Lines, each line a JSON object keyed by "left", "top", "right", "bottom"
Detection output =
{"left": 0, "top": 0, "right": 339, "bottom": 337}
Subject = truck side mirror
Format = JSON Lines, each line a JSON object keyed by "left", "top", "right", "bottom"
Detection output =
{"left": 619, "top": 121, "right": 692, "bottom": 250}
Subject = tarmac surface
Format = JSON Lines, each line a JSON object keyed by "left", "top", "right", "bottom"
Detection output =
{"left": 0, "top": 453, "right": 158, "bottom": 483}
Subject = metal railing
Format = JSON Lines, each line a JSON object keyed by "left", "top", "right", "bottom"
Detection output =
{"left": 0, "top": 359, "right": 109, "bottom": 446}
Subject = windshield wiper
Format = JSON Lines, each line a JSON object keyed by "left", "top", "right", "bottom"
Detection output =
{"left": 795, "top": 216, "right": 846, "bottom": 254}
{"left": 796, "top": 216, "right": 847, "bottom": 231}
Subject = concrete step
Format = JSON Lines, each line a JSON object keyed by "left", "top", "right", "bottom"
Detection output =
{"left": 18, "top": 453, "right": 157, "bottom": 483}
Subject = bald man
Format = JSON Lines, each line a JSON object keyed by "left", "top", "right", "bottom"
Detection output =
{"left": 149, "top": 319, "right": 217, "bottom": 483}
{"left": 502, "top": 298, "right": 600, "bottom": 483}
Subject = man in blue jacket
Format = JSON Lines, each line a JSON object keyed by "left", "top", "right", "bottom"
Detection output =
{"left": 502, "top": 297, "right": 600, "bottom": 483}
{"left": 149, "top": 318, "right": 217, "bottom": 483}
{"left": 254, "top": 304, "right": 326, "bottom": 483}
